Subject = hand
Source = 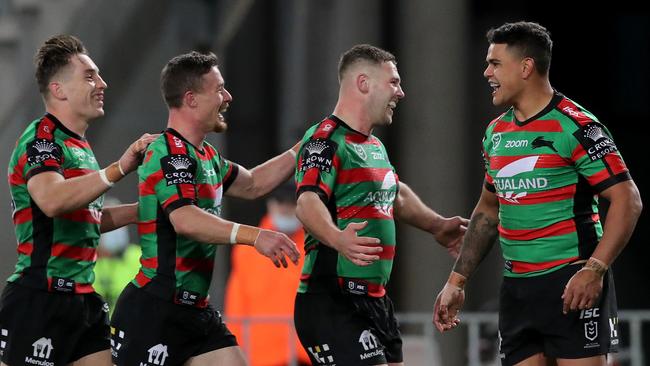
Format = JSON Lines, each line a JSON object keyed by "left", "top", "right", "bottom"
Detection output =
{"left": 254, "top": 229, "right": 301, "bottom": 268}
{"left": 433, "top": 283, "right": 464, "bottom": 332}
{"left": 118, "top": 133, "right": 160, "bottom": 174}
{"left": 331, "top": 221, "right": 382, "bottom": 266}
{"left": 431, "top": 216, "right": 469, "bottom": 258}
{"left": 562, "top": 268, "right": 604, "bottom": 314}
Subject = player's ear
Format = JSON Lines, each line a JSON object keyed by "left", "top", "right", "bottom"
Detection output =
{"left": 357, "top": 73, "right": 370, "bottom": 94}
{"left": 521, "top": 57, "right": 535, "bottom": 79}
{"left": 48, "top": 82, "right": 66, "bottom": 100}
{"left": 183, "top": 90, "right": 197, "bottom": 108}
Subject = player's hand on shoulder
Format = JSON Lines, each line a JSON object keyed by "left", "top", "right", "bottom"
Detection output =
{"left": 119, "top": 133, "right": 160, "bottom": 174}
{"left": 254, "top": 229, "right": 300, "bottom": 268}
{"left": 332, "top": 221, "right": 383, "bottom": 266}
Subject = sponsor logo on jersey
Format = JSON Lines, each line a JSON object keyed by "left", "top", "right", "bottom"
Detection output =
{"left": 504, "top": 139, "right": 528, "bottom": 148}
{"left": 579, "top": 308, "right": 600, "bottom": 319}
{"left": 491, "top": 133, "right": 502, "bottom": 151}
{"left": 300, "top": 139, "right": 337, "bottom": 173}
{"left": 532, "top": 136, "right": 558, "bottom": 152}
{"left": 358, "top": 329, "right": 384, "bottom": 360}
{"left": 25, "top": 337, "right": 54, "bottom": 366}
{"left": 573, "top": 122, "right": 618, "bottom": 162}
{"left": 110, "top": 327, "right": 125, "bottom": 358}
{"left": 26, "top": 139, "right": 62, "bottom": 166}
{"left": 352, "top": 144, "right": 367, "bottom": 160}
{"left": 1, "top": 328, "right": 8, "bottom": 355}
{"left": 343, "top": 278, "right": 368, "bottom": 295}
{"left": 307, "top": 343, "right": 335, "bottom": 365}
{"left": 161, "top": 154, "right": 196, "bottom": 186}
{"left": 493, "top": 156, "right": 546, "bottom": 203}
{"left": 364, "top": 172, "right": 397, "bottom": 217}
{"left": 609, "top": 317, "right": 619, "bottom": 345}
{"left": 143, "top": 344, "right": 169, "bottom": 365}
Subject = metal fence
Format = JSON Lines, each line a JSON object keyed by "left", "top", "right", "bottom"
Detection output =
{"left": 226, "top": 310, "right": 650, "bottom": 366}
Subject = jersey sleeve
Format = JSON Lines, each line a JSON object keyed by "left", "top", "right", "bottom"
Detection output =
{"left": 295, "top": 136, "right": 340, "bottom": 204}
{"left": 141, "top": 141, "right": 198, "bottom": 215}
{"left": 217, "top": 156, "right": 240, "bottom": 193}
{"left": 482, "top": 134, "right": 496, "bottom": 193}
{"left": 23, "top": 136, "right": 64, "bottom": 181}
{"left": 569, "top": 121, "right": 631, "bottom": 192}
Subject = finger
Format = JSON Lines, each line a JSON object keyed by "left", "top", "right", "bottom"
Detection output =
{"left": 569, "top": 293, "right": 581, "bottom": 312}
{"left": 459, "top": 225, "right": 468, "bottom": 233}
{"left": 347, "top": 221, "right": 369, "bottom": 231}
{"left": 354, "top": 244, "right": 383, "bottom": 254}
{"left": 562, "top": 289, "right": 572, "bottom": 314}
{"left": 350, "top": 258, "right": 373, "bottom": 266}
{"left": 356, "top": 237, "right": 381, "bottom": 245}
{"left": 278, "top": 253, "right": 288, "bottom": 268}
{"left": 353, "top": 252, "right": 380, "bottom": 262}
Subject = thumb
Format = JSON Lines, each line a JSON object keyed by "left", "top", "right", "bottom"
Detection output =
{"left": 347, "top": 221, "right": 368, "bottom": 232}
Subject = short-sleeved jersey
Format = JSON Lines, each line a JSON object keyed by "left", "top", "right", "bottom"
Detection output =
{"left": 482, "top": 92, "right": 630, "bottom": 278}
{"left": 7, "top": 113, "right": 102, "bottom": 293}
{"left": 133, "top": 128, "right": 238, "bottom": 303}
{"left": 295, "top": 115, "right": 399, "bottom": 298}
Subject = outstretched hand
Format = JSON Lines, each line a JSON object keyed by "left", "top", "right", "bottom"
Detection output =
{"left": 254, "top": 229, "right": 301, "bottom": 268}
{"left": 432, "top": 216, "right": 469, "bottom": 258}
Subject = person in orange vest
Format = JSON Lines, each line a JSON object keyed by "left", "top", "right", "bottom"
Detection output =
{"left": 225, "top": 183, "right": 310, "bottom": 366}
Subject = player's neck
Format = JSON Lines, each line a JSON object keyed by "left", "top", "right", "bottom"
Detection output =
{"left": 333, "top": 102, "right": 373, "bottom": 136}
{"left": 167, "top": 111, "right": 206, "bottom": 148}
{"left": 513, "top": 82, "right": 554, "bottom": 122}
{"left": 45, "top": 106, "right": 89, "bottom": 137}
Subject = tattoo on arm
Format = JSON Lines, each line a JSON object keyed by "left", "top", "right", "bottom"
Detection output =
{"left": 452, "top": 212, "right": 499, "bottom": 278}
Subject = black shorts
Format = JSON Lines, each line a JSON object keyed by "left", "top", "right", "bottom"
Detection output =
{"left": 0, "top": 282, "right": 110, "bottom": 365}
{"left": 110, "top": 283, "right": 237, "bottom": 366}
{"left": 498, "top": 264, "right": 619, "bottom": 365}
{"left": 294, "top": 291, "right": 403, "bottom": 365}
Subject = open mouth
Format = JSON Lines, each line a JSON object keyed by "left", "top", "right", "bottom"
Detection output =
{"left": 489, "top": 81, "right": 500, "bottom": 95}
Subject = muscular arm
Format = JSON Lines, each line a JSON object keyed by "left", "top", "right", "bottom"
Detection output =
{"left": 591, "top": 180, "right": 642, "bottom": 265}
{"left": 452, "top": 186, "right": 500, "bottom": 278}
{"left": 296, "top": 191, "right": 381, "bottom": 266}
{"left": 100, "top": 203, "right": 138, "bottom": 233}
{"left": 226, "top": 143, "right": 299, "bottom": 200}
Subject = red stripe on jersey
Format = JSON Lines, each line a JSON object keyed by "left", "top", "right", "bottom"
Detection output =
{"left": 499, "top": 219, "right": 576, "bottom": 241}
{"left": 489, "top": 154, "right": 570, "bottom": 170}
{"left": 344, "top": 133, "right": 373, "bottom": 144}
{"left": 139, "top": 170, "right": 164, "bottom": 196}
{"left": 312, "top": 119, "right": 338, "bottom": 139}
{"left": 571, "top": 144, "right": 587, "bottom": 162}
{"left": 37, "top": 116, "right": 56, "bottom": 140}
{"left": 59, "top": 209, "right": 102, "bottom": 224}
{"left": 492, "top": 119, "right": 563, "bottom": 133}
{"left": 375, "top": 244, "right": 395, "bottom": 260}
{"left": 140, "top": 256, "right": 158, "bottom": 269}
{"left": 336, "top": 278, "right": 385, "bottom": 297}
{"left": 196, "top": 183, "right": 220, "bottom": 200}
{"left": 604, "top": 153, "right": 628, "bottom": 175}
{"left": 337, "top": 205, "right": 393, "bottom": 220}
{"left": 17, "top": 242, "right": 33, "bottom": 256}
{"left": 143, "top": 150, "right": 154, "bottom": 164}
{"left": 586, "top": 168, "right": 613, "bottom": 187}
{"left": 485, "top": 172, "right": 494, "bottom": 185}
{"left": 63, "top": 139, "right": 91, "bottom": 149}
{"left": 63, "top": 168, "right": 95, "bottom": 179}
{"left": 51, "top": 243, "right": 97, "bottom": 262}
{"left": 511, "top": 256, "right": 579, "bottom": 274}
{"left": 498, "top": 185, "right": 577, "bottom": 206}
{"left": 557, "top": 99, "right": 593, "bottom": 126}
{"left": 9, "top": 156, "right": 27, "bottom": 185}
{"left": 13, "top": 208, "right": 32, "bottom": 225}
{"left": 138, "top": 220, "right": 156, "bottom": 235}
{"left": 162, "top": 194, "right": 181, "bottom": 209}
{"left": 337, "top": 168, "right": 393, "bottom": 184}
{"left": 176, "top": 257, "right": 214, "bottom": 273}
{"left": 135, "top": 270, "right": 152, "bottom": 287}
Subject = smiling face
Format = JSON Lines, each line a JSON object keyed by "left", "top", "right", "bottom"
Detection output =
{"left": 368, "top": 61, "right": 405, "bottom": 126}
{"left": 483, "top": 43, "right": 525, "bottom": 108}
{"left": 192, "top": 66, "right": 232, "bottom": 133}
{"left": 55, "top": 54, "right": 107, "bottom": 121}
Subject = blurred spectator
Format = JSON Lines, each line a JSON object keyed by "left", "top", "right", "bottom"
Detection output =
{"left": 225, "top": 183, "right": 310, "bottom": 366}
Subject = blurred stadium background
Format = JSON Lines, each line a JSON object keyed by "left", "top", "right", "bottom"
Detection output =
{"left": 0, "top": 1, "right": 647, "bottom": 365}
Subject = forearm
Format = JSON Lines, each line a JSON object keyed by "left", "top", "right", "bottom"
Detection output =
{"left": 100, "top": 203, "right": 138, "bottom": 233}
{"left": 296, "top": 192, "right": 340, "bottom": 247}
{"left": 28, "top": 163, "right": 125, "bottom": 216}
{"left": 452, "top": 210, "right": 499, "bottom": 278}
{"left": 592, "top": 184, "right": 643, "bottom": 265}
{"left": 232, "top": 145, "right": 298, "bottom": 200}
{"left": 169, "top": 205, "right": 259, "bottom": 245}
{"left": 394, "top": 182, "right": 442, "bottom": 232}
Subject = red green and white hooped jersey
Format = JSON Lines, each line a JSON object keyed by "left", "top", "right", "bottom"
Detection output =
{"left": 133, "top": 128, "right": 238, "bottom": 302}
{"left": 482, "top": 92, "right": 631, "bottom": 277}
{"left": 7, "top": 113, "right": 102, "bottom": 293}
{"left": 295, "top": 115, "right": 399, "bottom": 298}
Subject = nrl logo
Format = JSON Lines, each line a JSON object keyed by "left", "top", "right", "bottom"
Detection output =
{"left": 584, "top": 320, "right": 598, "bottom": 342}
{"left": 491, "top": 133, "right": 502, "bottom": 150}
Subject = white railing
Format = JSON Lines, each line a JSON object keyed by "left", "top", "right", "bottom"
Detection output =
{"left": 226, "top": 310, "right": 650, "bottom": 366}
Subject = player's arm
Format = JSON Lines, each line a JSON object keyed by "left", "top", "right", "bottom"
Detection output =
{"left": 168, "top": 205, "right": 300, "bottom": 268}
{"left": 562, "top": 180, "right": 642, "bottom": 313}
{"left": 393, "top": 182, "right": 469, "bottom": 257}
{"left": 225, "top": 142, "right": 300, "bottom": 200}
{"left": 296, "top": 191, "right": 382, "bottom": 266}
{"left": 433, "top": 185, "right": 499, "bottom": 332}
{"left": 27, "top": 133, "right": 157, "bottom": 217}
{"left": 100, "top": 203, "right": 138, "bottom": 233}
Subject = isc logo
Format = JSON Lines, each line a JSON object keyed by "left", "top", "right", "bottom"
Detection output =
{"left": 579, "top": 308, "right": 600, "bottom": 319}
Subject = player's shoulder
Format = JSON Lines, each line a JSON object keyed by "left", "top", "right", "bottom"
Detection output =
{"left": 485, "top": 110, "right": 511, "bottom": 134}
{"left": 553, "top": 94, "right": 601, "bottom": 128}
